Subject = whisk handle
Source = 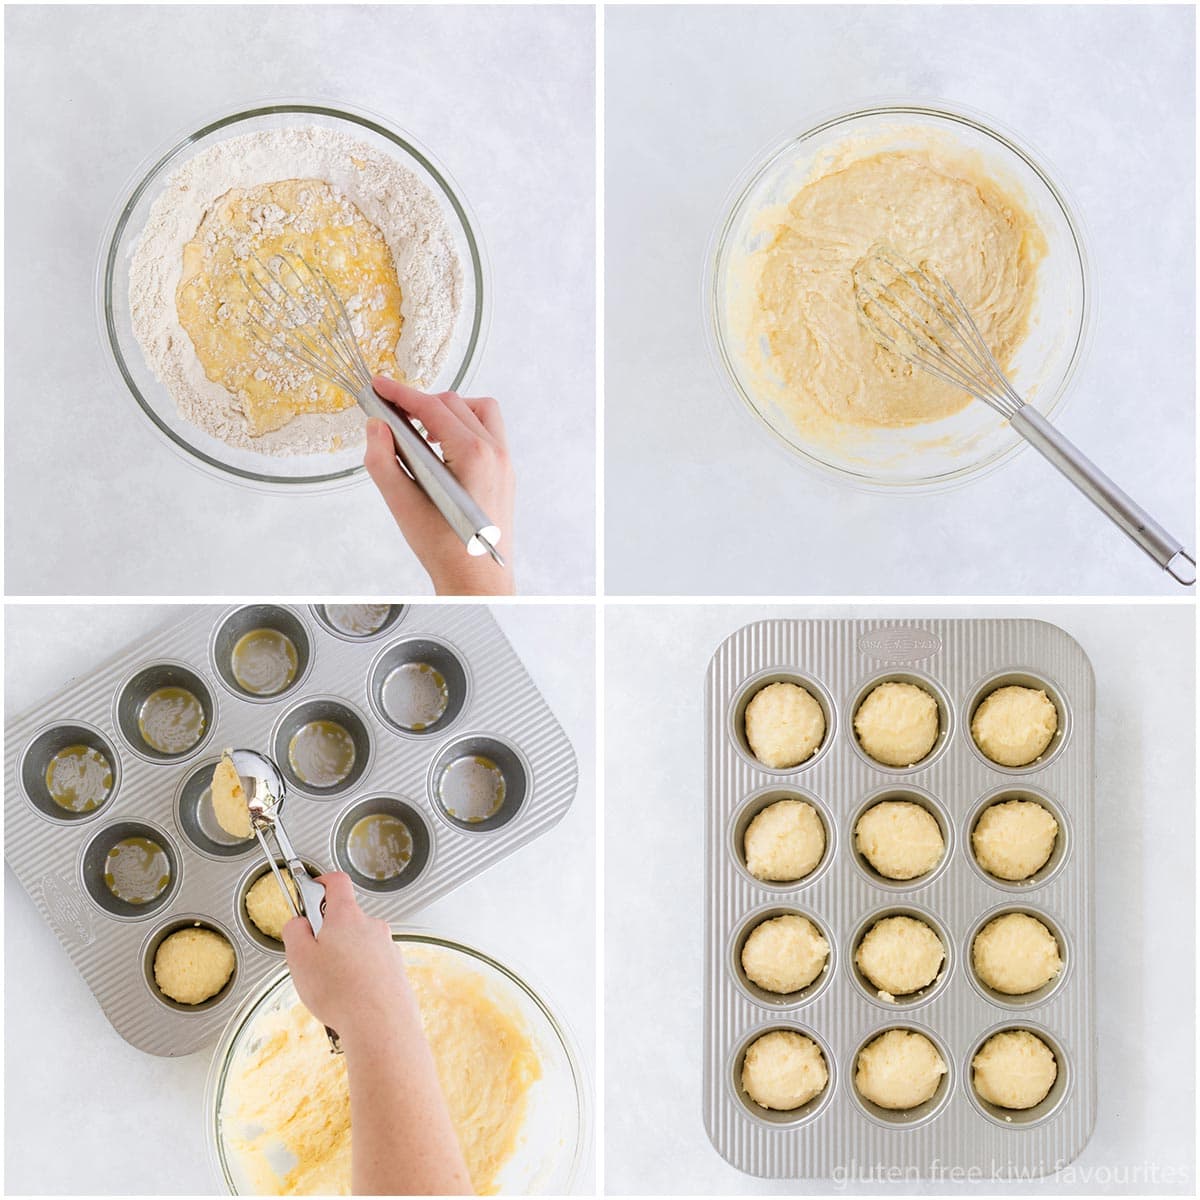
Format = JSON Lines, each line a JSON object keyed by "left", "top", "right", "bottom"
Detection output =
{"left": 1012, "top": 407, "right": 1195, "bottom": 585}
{"left": 357, "top": 387, "right": 503, "bottom": 560}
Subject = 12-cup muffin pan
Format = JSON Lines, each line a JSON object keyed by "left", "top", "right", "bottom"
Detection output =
{"left": 704, "top": 619, "right": 1096, "bottom": 1178}
{"left": 5, "top": 604, "right": 578, "bottom": 1056}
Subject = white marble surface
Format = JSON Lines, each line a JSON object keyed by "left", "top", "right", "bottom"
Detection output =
{"left": 3, "top": 603, "right": 596, "bottom": 1193}
{"left": 605, "top": 5, "right": 1196, "bottom": 596}
{"left": 4, "top": 5, "right": 595, "bottom": 596}
{"left": 604, "top": 604, "right": 1195, "bottom": 1194}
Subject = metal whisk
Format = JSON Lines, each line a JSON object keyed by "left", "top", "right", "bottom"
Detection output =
{"left": 241, "top": 249, "right": 504, "bottom": 566}
{"left": 854, "top": 244, "right": 1195, "bottom": 585}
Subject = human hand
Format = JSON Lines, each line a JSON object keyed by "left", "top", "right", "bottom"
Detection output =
{"left": 282, "top": 872, "right": 414, "bottom": 1042}
{"left": 363, "top": 377, "right": 516, "bottom": 596}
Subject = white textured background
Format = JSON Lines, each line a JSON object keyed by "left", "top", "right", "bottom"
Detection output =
{"left": 605, "top": 603, "right": 1195, "bottom": 1194}
{"left": 605, "top": 5, "right": 1196, "bottom": 596}
{"left": 4, "top": 603, "right": 596, "bottom": 1193}
{"left": 4, "top": 5, "right": 595, "bottom": 596}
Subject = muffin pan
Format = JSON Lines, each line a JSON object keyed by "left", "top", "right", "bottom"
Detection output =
{"left": 704, "top": 619, "right": 1095, "bottom": 1177}
{"left": 5, "top": 604, "right": 578, "bottom": 1055}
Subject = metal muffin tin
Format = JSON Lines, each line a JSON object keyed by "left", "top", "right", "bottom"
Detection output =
{"left": 5, "top": 604, "right": 578, "bottom": 1056}
{"left": 704, "top": 619, "right": 1096, "bottom": 1177}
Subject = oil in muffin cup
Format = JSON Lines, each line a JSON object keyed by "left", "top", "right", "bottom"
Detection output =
{"left": 79, "top": 819, "right": 181, "bottom": 920}
{"left": 848, "top": 786, "right": 955, "bottom": 892}
{"left": 846, "top": 1024, "right": 956, "bottom": 1130}
{"left": 847, "top": 904, "right": 955, "bottom": 1011}
{"left": 965, "top": 903, "right": 1072, "bottom": 1010}
{"left": 727, "top": 669, "right": 837, "bottom": 775}
{"left": 210, "top": 605, "right": 312, "bottom": 701}
{"left": 965, "top": 786, "right": 1072, "bottom": 892}
{"left": 309, "top": 603, "right": 406, "bottom": 642}
{"left": 234, "top": 856, "right": 327, "bottom": 955}
{"left": 368, "top": 636, "right": 469, "bottom": 737}
{"left": 728, "top": 905, "right": 835, "bottom": 1009}
{"left": 964, "top": 670, "right": 1071, "bottom": 774}
{"left": 727, "top": 1022, "right": 838, "bottom": 1129}
{"left": 728, "top": 786, "right": 837, "bottom": 893}
{"left": 846, "top": 671, "right": 954, "bottom": 774}
{"left": 271, "top": 697, "right": 373, "bottom": 798}
{"left": 428, "top": 734, "right": 529, "bottom": 832}
{"left": 332, "top": 796, "right": 433, "bottom": 893}
{"left": 963, "top": 1021, "right": 1073, "bottom": 1130}
{"left": 19, "top": 721, "right": 120, "bottom": 824}
{"left": 174, "top": 756, "right": 274, "bottom": 860}
{"left": 141, "top": 914, "right": 240, "bottom": 1015}
{"left": 114, "top": 662, "right": 216, "bottom": 763}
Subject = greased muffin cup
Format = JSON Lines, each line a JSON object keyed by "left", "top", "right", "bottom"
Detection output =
{"left": 5, "top": 605, "right": 577, "bottom": 1056}
{"left": 705, "top": 619, "right": 1095, "bottom": 1177}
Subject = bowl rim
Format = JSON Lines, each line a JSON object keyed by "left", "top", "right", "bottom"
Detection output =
{"left": 203, "top": 928, "right": 592, "bottom": 1194}
{"left": 96, "top": 96, "right": 491, "bottom": 493}
{"left": 702, "top": 96, "right": 1096, "bottom": 495}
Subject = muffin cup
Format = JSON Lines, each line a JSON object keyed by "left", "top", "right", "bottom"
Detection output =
{"left": 428, "top": 734, "right": 529, "bottom": 833}
{"left": 964, "top": 1021, "right": 1072, "bottom": 1129}
{"left": 728, "top": 1023, "right": 838, "bottom": 1129}
{"left": 846, "top": 1024, "right": 955, "bottom": 1130}
{"left": 728, "top": 669, "right": 836, "bottom": 774}
{"left": 965, "top": 670, "right": 1070, "bottom": 774}
{"left": 18, "top": 721, "right": 120, "bottom": 824}
{"left": 730, "top": 905, "right": 835, "bottom": 1009}
{"left": 728, "top": 786, "right": 836, "bottom": 893}
{"left": 211, "top": 605, "right": 312, "bottom": 702}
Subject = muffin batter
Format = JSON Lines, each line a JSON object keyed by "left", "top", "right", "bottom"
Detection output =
{"left": 856, "top": 914, "right": 945, "bottom": 1001}
{"left": 972, "top": 685, "right": 1059, "bottom": 767}
{"left": 245, "top": 871, "right": 301, "bottom": 941}
{"left": 744, "top": 681, "right": 825, "bottom": 768}
{"left": 44, "top": 744, "right": 113, "bottom": 813}
{"left": 855, "top": 1029, "right": 947, "bottom": 1110}
{"left": 211, "top": 753, "right": 252, "bottom": 840}
{"left": 854, "top": 682, "right": 940, "bottom": 767}
{"left": 741, "top": 1030, "right": 828, "bottom": 1111}
{"left": 222, "top": 950, "right": 542, "bottom": 1194}
{"left": 855, "top": 800, "right": 944, "bottom": 880}
{"left": 154, "top": 925, "right": 235, "bottom": 1005}
{"left": 972, "top": 912, "right": 1063, "bottom": 995}
{"left": 745, "top": 145, "right": 1043, "bottom": 434}
{"left": 743, "top": 799, "right": 826, "bottom": 882}
{"left": 741, "top": 914, "right": 829, "bottom": 994}
{"left": 972, "top": 798, "right": 1059, "bottom": 880}
{"left": 972, "top": 1029, "right": 1057, "bottom": 1110}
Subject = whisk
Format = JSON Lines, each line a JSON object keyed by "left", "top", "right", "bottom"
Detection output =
{"left": 241, "top": 250, "right": 504, "bottom": 566}
{"left": 854, "top": 245, "right": 1195, "bottom": 585}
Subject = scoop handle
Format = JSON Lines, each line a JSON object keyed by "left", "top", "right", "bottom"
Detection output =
{"left": 357, "top": 386, "right": 502, "bottom": 560}
{"left": 1012, "top": 407, "right": 1196, "bottom": 585}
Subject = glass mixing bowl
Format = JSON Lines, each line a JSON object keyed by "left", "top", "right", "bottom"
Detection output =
{"left": 98, "top": 101, "right": 489, "bottom": 492}
{"left": 705, "top": 101, "right": 1091, "bottom": 492}
{"left": 205, "top": 932, "right": 590, "bottom": 1194}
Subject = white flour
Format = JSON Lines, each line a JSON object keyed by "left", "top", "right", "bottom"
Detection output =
{"left": 129, "top": 127, "right": 463, "bottom": 455}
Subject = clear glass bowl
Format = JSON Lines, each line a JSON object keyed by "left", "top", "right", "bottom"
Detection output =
{"left": 705, "top": 101, "right": 1091, "bottom": 492}
{"left": 98, "top": 100, "right": 489, "bottom": 492}
{"left": 205, "top": 932, "right": 590, "bottom": 1194}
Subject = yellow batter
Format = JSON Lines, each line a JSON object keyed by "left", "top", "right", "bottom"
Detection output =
{"left": 177, "top": 178, "right": 403, "bottom": 436}
{"left": 748, "top": 146, "right": 1045, "bottom": 432}
{"left": 224, "top": 953, "right": 542, "bottom": 1195}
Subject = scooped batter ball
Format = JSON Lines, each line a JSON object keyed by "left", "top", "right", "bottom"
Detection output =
{"left": 741, "top": 1030, "right": 828, "bottom": 1111}
{"left": 855, "top": 1028, "right": 947, "bottom": 1110}
{"left": 972, "top": 1029, "right": 1057, "bottom": 1109}
{"left": 743, "top": 799, "right": 826, "bottom": 882}
{"left": 856, "top": 915, "right": 945, "bottom": 1001}
{"left": 972, "top": 912, "right": 1062, "bottom": 995}
{"left": 854, "top": 681, "right": 939, "bottom": 767}
{"left": 972, "top": 799, "right": 1059, "bottom": 881}
{"left": 211, "top": 752, "right": 252, "bottom": 840}
{"left": 744, "top": 682, "right": 826, "bottom": 769}
{"left": 741, "top": 914, "right": 830, "bottom": 994}
{"left": 971, "top": 686, "right": 1058, "bottom": 767}
{"left": 855, "top": 800, "right": 944, "bottom": 880}
{"left": 153, "top": 926, "right": 235, "bottom": 1005}
{"left": 245, "top": 871, "right": 301, "bottom": 941}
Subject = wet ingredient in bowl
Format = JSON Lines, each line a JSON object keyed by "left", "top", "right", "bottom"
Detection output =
{"left": 231, "top": 628, "right": 299, "bottom": 696}
{"left": 45, "top": 744, "right": 113, "bottom": 812}
{"left": 288, "top": 720, "right": 355, "bottom": 788}
{"left": 139, "top": 686, "right": 206, "bottom": 754}
{"left": 347, "top": 812, "right": 413, "bottom": 880}
{"left": 104, "top": 835, "right": 171, "bottom": 905}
